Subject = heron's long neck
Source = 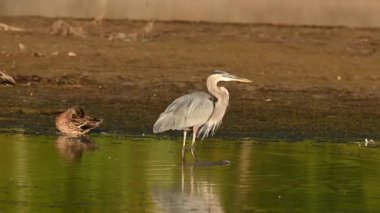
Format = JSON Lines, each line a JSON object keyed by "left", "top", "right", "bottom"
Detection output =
{"left": 198, "top": 76, "right": 230, "bottom": 138}
{"left": 206, "top": 77, "right": 229, "bottom": 124}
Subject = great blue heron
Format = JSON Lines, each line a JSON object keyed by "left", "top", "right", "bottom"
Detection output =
{"left": 153, "top": 70, "right": 252, "bottom": 161}
{"left": 55, "top": 106, "right": 102, "bottom": 136}
{"left": 0, "top": 71, "right": 16, "bottom": 86}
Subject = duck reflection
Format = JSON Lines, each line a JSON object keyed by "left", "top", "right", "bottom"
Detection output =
{"left": 55, "top": 135, "right": 96, "bottom": 161}
{"left": 152, "top": 163, "right": 225, "bottom": 213}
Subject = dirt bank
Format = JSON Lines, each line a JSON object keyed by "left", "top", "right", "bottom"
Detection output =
{"left": 0, "top": 16, "right": 379, "bottom": 140}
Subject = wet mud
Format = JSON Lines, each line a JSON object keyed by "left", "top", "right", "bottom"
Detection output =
{"left": 0, "top": 16, "right": 379, "bottom": 140}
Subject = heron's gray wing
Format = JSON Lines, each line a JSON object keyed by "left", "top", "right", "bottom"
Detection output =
{"left": 153, "top": 92, "right": 214, "bottom": 133}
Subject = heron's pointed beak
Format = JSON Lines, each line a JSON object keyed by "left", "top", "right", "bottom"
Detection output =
{"left": 230, "top": 75, "right": 252, "bottom": 83}
{"left": 0, "top": 72, "right": 16, "bottom": 86}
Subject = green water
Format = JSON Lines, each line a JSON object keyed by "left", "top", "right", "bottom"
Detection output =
{"left": 0, "top": 134, "right": 379, "bottom": 212}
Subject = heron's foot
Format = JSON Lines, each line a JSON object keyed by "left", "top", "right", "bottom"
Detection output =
{"left": 191, "top": 146, "right": 198, "bottom": 162}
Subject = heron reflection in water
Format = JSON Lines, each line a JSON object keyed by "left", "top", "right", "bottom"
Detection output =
{"left": 153, "top": 70, "right": 251, "bottom": 161}
{"left": 151, "top": 163, "right": 225, "bottom": 213}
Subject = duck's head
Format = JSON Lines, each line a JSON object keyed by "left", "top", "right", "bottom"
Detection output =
{"left": 0, "top": 71, "right": 16, "bottom": 86}
{"left": 67, "top": 106, "right": 85, "bottom": 118}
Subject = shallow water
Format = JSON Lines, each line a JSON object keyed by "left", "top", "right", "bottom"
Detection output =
{"left": 0, "top": 134, "right": 379, "bottom": 212}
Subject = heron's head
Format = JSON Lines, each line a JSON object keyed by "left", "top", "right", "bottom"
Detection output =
{"left": 211, "top": 70, "right": 252, "bottom": 83}
{"left": 0, "top": 71, "right": 16, "bottom": 86}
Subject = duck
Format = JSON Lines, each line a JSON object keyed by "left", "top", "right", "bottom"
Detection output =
{"left": 0, "top": 70, "right": 16, "bottom": 86}
{"left": 55, "top": 106, "right": 102, "bottom": 136}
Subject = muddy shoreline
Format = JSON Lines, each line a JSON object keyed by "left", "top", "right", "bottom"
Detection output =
{"left": 0, "top": 16, "right": 379, "bottom": 140}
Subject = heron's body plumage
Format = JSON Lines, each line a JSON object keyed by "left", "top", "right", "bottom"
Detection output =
{"left": 153, "top": 91, "right": 215, "bottom": 135}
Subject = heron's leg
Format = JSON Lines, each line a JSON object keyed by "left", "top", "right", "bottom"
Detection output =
{"left": 191, "top": 126, "right": 199, "bottom": 162}
{"left": 182, "top": 130, "right": 187, "bottom": 162}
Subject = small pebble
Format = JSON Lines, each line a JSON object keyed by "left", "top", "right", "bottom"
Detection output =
{"left": 68, "top": 52, "right": 76, "bottom": 57}
{"left": 19, "top": 43, "right": 26, "bottom": 52}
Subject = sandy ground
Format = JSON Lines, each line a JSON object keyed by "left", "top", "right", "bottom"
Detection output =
{"left": 0, "top": 16, "right": 379, "bottom": 140}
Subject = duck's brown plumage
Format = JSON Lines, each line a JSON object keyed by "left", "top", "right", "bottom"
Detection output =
{"left": 0, "top": 71, "right": 15, "bottom": 86}
{"left": 55, "top": 107, "right": 102, "bottom": 136}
